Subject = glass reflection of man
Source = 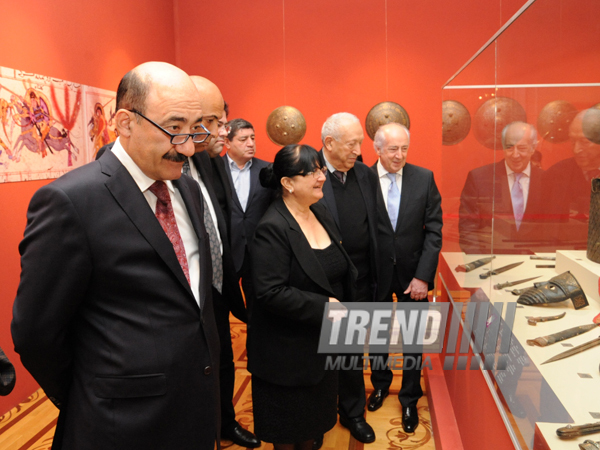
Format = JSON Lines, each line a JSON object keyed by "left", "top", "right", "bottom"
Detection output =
{"left": 459, "top": 122, "right": 545, "bottom": 254}
{"left": 544, "top": 109, "right": 600, "bottom": 249}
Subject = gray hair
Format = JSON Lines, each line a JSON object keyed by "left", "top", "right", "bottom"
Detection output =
{"left": 501, "top": 121, "right": 538, "bottom": 149}
{"left": 373, "top": 123, "right": 410, "bottom": 150}
{"left": 321, "top": 112, "right": 361, "bottom": 143}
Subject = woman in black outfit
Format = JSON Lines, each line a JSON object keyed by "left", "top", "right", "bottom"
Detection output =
{"left": 248, "top": 144, "right": 357, "bottom": 450}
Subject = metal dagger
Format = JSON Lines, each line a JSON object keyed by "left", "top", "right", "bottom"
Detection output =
{"left": 542, "top": 336, "right": 600, "bottom": 364}
{"left": 557, "top": 421, "right": 600, "bottom": 439}
{"left": 527, "top": 323, "right": 598, "bottom": 346}
{"left": 493, "top": 276, "right": 540, "bottom": 290}
{"left": 455, "top": 256, "right": 495, "bottom": 272}
{"left": 525, "top": 312, "right": 566, "bottom": 326}
{"left": 479, "top": 261, "right": 524, "bottom": 279}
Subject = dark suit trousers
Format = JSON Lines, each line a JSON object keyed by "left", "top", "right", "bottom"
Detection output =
{"left": 338, "top": 278, "right": 369, "bottom": 420}
{"left": 370, "top": 272, "right": 424, "bottom": 408}
{"left": 213, "top": 286, "right": 237, "bottom": 432}
{"left": 239, "top": 246, "right": 256, "bottom": 319}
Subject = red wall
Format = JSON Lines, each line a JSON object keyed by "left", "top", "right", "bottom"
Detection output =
{"left": 0, "top": 0, "right": 532, "bottom": 416}
{"left": 0, "top": 0, "right": 177, "bottom": 413}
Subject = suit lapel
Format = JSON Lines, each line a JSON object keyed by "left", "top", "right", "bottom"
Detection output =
{"left": 102, "top": 155, "right": 194, "bottom": 300}
{"left": 372, "top": 161, "right": 395, "bottom": 232}
{"left": 396, "top": 164, "right": 413, "bottom": 233}
{"left": 274, "top": 200, "right": 334, "bottom": 295}
{"left": 318, "top": 150, "right": 340, "bottom": 226}
{"left": 173, "top": 177, "right": 209, "bottom": 310}
{"left": 246, "top": 159, "right": 260, "bottom": 210}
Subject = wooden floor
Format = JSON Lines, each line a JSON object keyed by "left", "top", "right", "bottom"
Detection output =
{"left": 0, "top": 317, "right": 436, "bottom": 450}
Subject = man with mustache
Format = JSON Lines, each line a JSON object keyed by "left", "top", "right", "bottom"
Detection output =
{"left": 12, "top": 62, "right": 220, "bottom": 450}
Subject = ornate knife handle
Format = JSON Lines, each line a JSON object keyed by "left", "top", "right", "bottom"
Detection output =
{"left": 557, "top": 422, "right": 600, "bottom": 439}
{"left": 580, "top": 440, "right": 600, "bottom": 450}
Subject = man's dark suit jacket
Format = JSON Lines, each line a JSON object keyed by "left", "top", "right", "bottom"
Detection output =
{"left": 543, "top": 156, "right": 590, "bottom": 249}
{"left": 371, "top": 162, "right": 443, "bottom": 300}
{"left": 222, "top": 155, "right": 272, "bottom": 273}
{"left": 192, "top": 151, "right": 247, "bottom": 322}
{"left": 12, "top": 150, "right": 220, "bottom": 450}
{"left": 248, "top": 198, "right": 357, "bottom": 386}
{"left": 459, "top": 160, "right": 547, "bottom": 254}
{"left": 318, "top": 153, "right": 379, "bottom": 300}
{"left": 209, "top": 155, "right": 235, "bottom": 240}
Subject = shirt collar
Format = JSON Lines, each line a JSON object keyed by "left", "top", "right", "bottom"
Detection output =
{"left": 111, "top": 137, "right": 175, "bottom": 194}
{"left": 226, "top": 153, "right": 253, "bottom": 171}
{"left": 377, "top": 160, "right": 403, "bottom": 178}
{"left": 504, "top": 160, "right": 531, "bottom": 178}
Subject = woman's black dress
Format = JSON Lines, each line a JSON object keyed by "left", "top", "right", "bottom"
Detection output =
{"left": 252, "top": 241, "right": 348, "bottom": 443}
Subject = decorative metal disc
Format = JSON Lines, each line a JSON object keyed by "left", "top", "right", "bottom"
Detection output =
{"left": 365, "top": 101, "right": 410, "bottom": 141}
{"left": 266, "top": 106, "right": 306, "bottom": 146}
{"left": 537, "top": 100, "right": 578, "bottom": 143}
{"left": 473, "top": 97, "right": 527, "bottom": 150}
{"left": 442, "top": 100, "right": 471, "bottom": 146}
{"left": 582, "top": 103, "right": 600, "bottom": 145}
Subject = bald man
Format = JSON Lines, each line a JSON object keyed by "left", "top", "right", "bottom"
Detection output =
{"left": 12, "top": 62, "right": 220, "bottom": 449}
{"left": 459, "top": 121, "right": 547, "bottom": 254}
{"left": 186, "top": 76, "right": 259, "bottom": 448}
{"left": 544, "top": 109, "right": 600, "bottom": 249}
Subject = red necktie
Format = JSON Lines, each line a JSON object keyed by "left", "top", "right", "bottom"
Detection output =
{"left": 149, "top": 181, "right": 191, "bottom": 285}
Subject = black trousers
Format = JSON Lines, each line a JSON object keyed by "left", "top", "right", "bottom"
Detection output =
{"left": 337, "top": 277, "right": 370, "bottom": 420}
{"left": 369, "top": 272, "right": 424, "bottom": 408}
{"left": 213, "top": 285, "right": 238, "bottom": 432}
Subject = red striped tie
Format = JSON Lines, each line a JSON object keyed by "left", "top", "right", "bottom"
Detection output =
{"left": 149, "top": 181, "right": 191, "bottom": 285}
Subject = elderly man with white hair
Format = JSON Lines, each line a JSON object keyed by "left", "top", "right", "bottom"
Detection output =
{"left": 459, "top": 121, "right": 546, "bottom": 254}
{"left": 366, "top": 122, "right": 442, "bottom": 434}
{"left": 315, "top": 112, "right": 379, "bottom": 447}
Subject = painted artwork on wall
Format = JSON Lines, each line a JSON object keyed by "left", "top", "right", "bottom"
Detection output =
{"left": 0, "top": 66, "right": 116, "bottom": 183}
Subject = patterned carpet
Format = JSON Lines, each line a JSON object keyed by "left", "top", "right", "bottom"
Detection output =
{"left": 0, "top": 317, "right": 435, "bottom": 450}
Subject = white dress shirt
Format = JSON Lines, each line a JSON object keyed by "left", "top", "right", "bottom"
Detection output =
{"left": 111, "top": 138, "right": 201, "bottom": 306}
{"left": 377, "top": 160, "right": 403, "bottom": 212}
{"left": 505, "top": 161, "right": 531, "bottom": 209}
{"left": 226, "top": 154, "right": 253, "bottom": 211}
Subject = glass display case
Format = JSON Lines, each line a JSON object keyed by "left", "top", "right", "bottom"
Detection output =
{"left": 437, "top": 0, "right": 600, "bottom": 449}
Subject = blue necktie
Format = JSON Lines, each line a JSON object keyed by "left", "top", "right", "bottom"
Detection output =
{"left": 387, "top": 173, "right": 400, "bottom": 230}
{"left": 512, "top": 172, "right": 524, "bottom": 230}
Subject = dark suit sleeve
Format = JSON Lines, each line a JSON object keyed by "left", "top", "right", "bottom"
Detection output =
{"left": 12, "top": 185, "right": 93, "bottom": 407}
{"left": 414, "top": 172, "right": 443, "bottom": 285}
{"left": 251, "top": 219, "right": 329, "bottom": 326}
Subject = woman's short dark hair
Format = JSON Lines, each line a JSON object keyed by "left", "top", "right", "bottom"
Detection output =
{"left": 260, "top": 144, "right": 322, "bottom": 192}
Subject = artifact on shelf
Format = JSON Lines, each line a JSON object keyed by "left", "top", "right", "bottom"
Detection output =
{"left": 516, "top": 271, "right": 589, "bottom": 310}
{"left": 579, "top": 440, "right": 600, "bottom": 450}
{"left": 455, "top": 256, "right": 495, "bottom": 272}
{"left": 525, "top": 311, "right": 566, "bottom": 326}
{"left": 479, "top": 261, "right": 523, "bottom": 279}
{"left": 542, "top": 336, "right": 600, "bottom": 365}
{"left": 493, "top": 276, "right": 540, "bottom": 290}
{"left": 442, "top": 100, "right": 471, "bottom": 145}
{"left": 530, "top": 255, "right": 556, "bottom": 260}
{"left": 266, "top": 106, "right": 307, "bottom": 146}
{"left": 365, "top": 101, "right": 410, "bottom": 141}
{"left": 526, "top": 323, "right": 598, "bottom": 346}
{"left": 587, "top": 178, "right": 600, "bottom": 263}
{"left": 557, "top": 422, "right": 600, "bottom": 439}
{"left": 507, "top": 287, "right": 535, "bottom": 295}
{"left": 535, "top": 264, "right": 556, "bottom": 268}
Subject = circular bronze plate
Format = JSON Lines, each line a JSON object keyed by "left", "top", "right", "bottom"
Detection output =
{"left": 365, "top": 101, "right": 410, "bottom": 141}
{"left": 442, "top": 100, "right": 471, "bottom": 146}
{"left": 582, "top": 103, "right": 600, "bottom": 145}
{"left": 473, "top": 97, "right": 527, "bottom": 149}
{"left": 537, "top": 100, "right": 578, "bottom": 143}
{"left": 266, "top": 106, "right": 307, "bottom": 146}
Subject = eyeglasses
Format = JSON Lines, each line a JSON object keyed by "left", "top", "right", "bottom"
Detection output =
{"left": 302, "top": 167, "right": 328, "bottom": 178}
{"left": 129, "top": 110, "right": 211, "bottom": 144}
